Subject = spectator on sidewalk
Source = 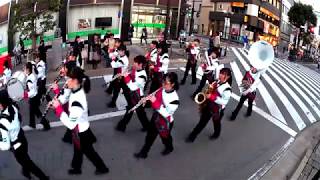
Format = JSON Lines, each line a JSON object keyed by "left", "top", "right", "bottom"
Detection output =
{"left": 140, "top": 26, "right": 148, "bottom": 45}
{"left": 128, "top": 24, "right": 134, "bottom": 45}
{"left": 213, "top": 32, "right": 221, "bottom": 57}
{"left": 19, "top": 37, "right": 25, "bottom": 58}
{"left": 243, "top": 34, "right": 248, "bottom": 50}
{"left": 72, "top": 36, "right": 84, "bottom": 67}
{"left": 38, "top": 40, "right": 47, "bottom": 63}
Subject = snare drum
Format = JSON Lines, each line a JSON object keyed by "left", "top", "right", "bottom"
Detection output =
{"left": 7, "top": 71, "right": 27, "bottom": 101}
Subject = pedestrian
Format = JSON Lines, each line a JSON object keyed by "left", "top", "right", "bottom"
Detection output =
{"left": 149, "top": 42, "right": 170, "bottom": 94}
{"left": 185, "top": 68, "right": 232, "bottom": 142}
{"left": 243, "top": 34, "right": 248, "bottom": 50}
{"left": 107, "top": 44, "right": 129, "bottom": 108}
{"left": 0, "top": 90, "right": 49, "bottom": 180}
{"left": 72, "top": 36, "right": 84, "bottom": 67}
{"left": 128, "top": 24, "right": 134, "bottom": 45}
{"left": 20, "top": 37, "right": 25, "bottom": 58}
{"left": 51, "top": 67, "right": 110, "bottom": 175}
{"left": 230, "top": 66, "right": 261, "bottom": 120}
{"left": 115, "top": 55, "right": 149, "bottom": 132}
{"left": 134, "top": 72, "right": 180, "bottom": 159}
{"left": 140, "top": 26, "right": 148, "bottom": 45}
{"left": 23, "top": 62, "right": 50, "bottom": 130}
{"left": 91, "top": 34, "right": 101, "bottom": 69}
{"left": 38, "top": 40, "right": 47, "bottom": 63}
{"left": 213, "top": 32, "right": 221, "bottom": 57}
{"left": 180, "top": 39, "right": 200, "bottom": 85}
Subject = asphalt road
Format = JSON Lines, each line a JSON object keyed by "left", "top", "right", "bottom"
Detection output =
{"left": 1, "top": 43, "right": 319, "bottom": 179}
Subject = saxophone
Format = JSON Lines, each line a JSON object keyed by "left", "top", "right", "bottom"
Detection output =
{"left": 194, "top": 81, "right": 218, "bottom": 110}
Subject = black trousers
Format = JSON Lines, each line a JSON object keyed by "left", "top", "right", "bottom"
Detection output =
{"left": 181, "top": 60, "right": 196, "bottom": 84}
{"left": 37, "top": 78, "right": 47, "bottom": 98}
{"left": 139, "top": 112, "right": 173, "bottom": 155}
{"left": 193, "top": 72, "right": 214, "bottom": 96}
{"left": 29, "top": 95, "right": 42, "bottom": 127}
{"left": 71, "top": 129, "right": 108, "bottom": 171}
{"left": 13, "top": 131, "right": 48, "bottom": 180}
{"left": 117, "top": 92, "right": 149, "bottom": 130}
{"left": 149, "top": 72, "right": 163, "bottom": 94}
{"left": 189, "top": 106, "right": 225, "bottom": 139}
{"left": 107, "top": 78, "right": 128, "bottom": 104}
{"left": 232, "top": 94, "right": 255, "bottom": 118}
{"left": 140, "top": 36, "right": 147, "bottom": 45}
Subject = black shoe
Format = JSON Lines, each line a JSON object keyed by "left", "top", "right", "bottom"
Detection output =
{"left": 115, "top": 124, "right": 126, "bottom": 132}
{"left": 209, "top": 134, "right": 220, "bottom": 140}
{"left": 161, "top": 148, "right": 173, "bottom": 156}
{"left": 230, "top": 115, "right": 236, "bottom": 121}
{"left": 68, "top": 168, "right": 82, "bottom": 175}
{"left": 245, "top": 112, "right": 252, "bottom": 117}
{"left": 22, "top": 169, "right": 31, "bottom": 179}
{"left": 134, "top": 152, "right": 147, "bottom": 159}
{"left": 62, "top": 137, "right": 72, "bottom": 144}
{"left": 105, "top": 89, "right": 112, "bottom": 95}
{"left": 107, "top": 102, "right": 116, "bottom": 108}
{"left": 29, "top": 124, "right": 36, "bottom": 129}
{"left": 180, "top": 80, "right": 185, "bottom": 85}
{"left": 95, "top": 168, "right": 109, "bottom": 175}
{"left": 185, "top": 135, "right": 195, "bottom": 143}
{"left": 41, "top": 118, "right": 51, "bottom": 131}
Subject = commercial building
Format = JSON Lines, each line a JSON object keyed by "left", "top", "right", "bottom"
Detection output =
{"left": 279, "top": 0, "right": 294, "bottom": 52}
{"left": 199, "top": 0, "right": 281, "bottom": 46}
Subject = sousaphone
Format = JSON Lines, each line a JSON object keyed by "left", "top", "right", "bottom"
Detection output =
{"left": 248, "top": 40, "right": 274, "bottom": 70}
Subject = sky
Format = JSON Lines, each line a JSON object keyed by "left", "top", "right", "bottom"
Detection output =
{"left": 0, "top": 0, "right": 10, "bottom": 6}
{"left": 298, "top": 0, "right": 320, "bottom": 12}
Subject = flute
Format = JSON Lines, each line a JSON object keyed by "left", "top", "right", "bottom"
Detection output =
{"left": 128, "top": 88, "right": 162, "bottom": 113}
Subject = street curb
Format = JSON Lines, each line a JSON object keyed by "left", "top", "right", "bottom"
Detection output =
{"left": 260, "top": 121, "right": 320, "bottom": 180}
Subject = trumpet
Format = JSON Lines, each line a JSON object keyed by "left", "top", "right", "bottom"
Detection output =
{"left": 128, "top": 88, "right": 162, "bottom": 113}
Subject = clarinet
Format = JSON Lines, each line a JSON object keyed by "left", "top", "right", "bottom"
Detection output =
{"left": 41, "top": 83, "right": 66, "bottom": 119}
{"left": 40, "top": 75, "right": 64, "bottom": 104}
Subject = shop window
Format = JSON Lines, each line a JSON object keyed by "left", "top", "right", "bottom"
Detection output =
{"left": 268, "top": 0, "right": 272, "bottom": 4}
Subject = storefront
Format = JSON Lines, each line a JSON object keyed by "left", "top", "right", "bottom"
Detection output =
{"left": 131, "top": 5, "right": 167, "bottom": 38}
{"left": 259, "top": 20, "right": 280, "bottom": 46}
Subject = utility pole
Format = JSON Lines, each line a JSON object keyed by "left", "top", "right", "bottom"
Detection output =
{"left": 189, "top": 0, "right": 195, "bottom": 36}
{"left": 164, "top": 0, "right": 171, "bottom": 40}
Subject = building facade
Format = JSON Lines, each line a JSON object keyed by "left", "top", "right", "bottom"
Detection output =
{"left": 279, "top": 0, "right": 294, "bottom": 52}
{"left": 0, "top": 3, "right": 9, "bottom": 55}
{"left": 199, "top": 0, "right": 281, "bottom": 46}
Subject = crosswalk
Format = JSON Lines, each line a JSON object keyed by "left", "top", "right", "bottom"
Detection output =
{"left": 219, "top": 47, "right": 320, "bottom": 136}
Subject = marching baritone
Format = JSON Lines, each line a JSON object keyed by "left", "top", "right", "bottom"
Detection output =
{"left": 186, "top": 68, "right": 232, "bottom": 142}
{"left": 149, "top": 43, "right": 170, "bottom": 94}
{"left": 192, "top": 51, "right": 219, "bottom": 99}
{"left": 134, "top": 72, "right": 179, "bottom": 159}
{"left": 0, "top": 90, "right": 49, "bottom": 180}
{"left": 23, "top": 62, "right": 50, "bottom": 130}
{"left": 180, "top": 39, "right": 201, "bottom": 85}
{"left": 230, "top": 66, "right": 261, "bottom": 120}
{"left": 107, "top": 44, "right": 129, "bottom": 108}
{"left": 115, "top": 55, "right": 149, "bottom": 132}
{"left": 51, "top": 67, "right": 109, "bottom": 175}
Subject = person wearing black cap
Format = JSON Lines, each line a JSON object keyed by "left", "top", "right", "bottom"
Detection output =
{"left": 51, "top": 67, "right": 109, "bottom": 176}
{"left": 0, "top": 90, "right": 49, "bottom": 180}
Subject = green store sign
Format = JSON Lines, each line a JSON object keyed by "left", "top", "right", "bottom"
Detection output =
{"left": 0, "top": 47, "right": 8, "bottom": 55}
{"left": 132, "top": 23, "right": 166, "bottom": 29}
{"left": 67, "top": 29, "right": 120, "bottom": 39}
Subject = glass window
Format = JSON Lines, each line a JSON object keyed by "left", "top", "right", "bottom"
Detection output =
{"left": 277, "top": 1, "right": 280, "bottom": 9}
{"left": 269, "top": 0, "right": 273, "bottom": 4}
{"left": 273, "top": 0, "right": 277, "bottom": 7}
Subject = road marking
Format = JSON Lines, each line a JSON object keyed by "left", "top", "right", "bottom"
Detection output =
{"left": 22, "top": 110, "right": 126, "bottom": 132}
{"left": 275, "top": 59, "right": 320, "bottom": 93}
{"left": 179, "top": 67, "right": 296, "bottom": 137}
{"left": 248, "top": 137, "right": 295, "bottom": 180}
{"left": 234, "top": 48, "right": 287, "bottom": 125}
{"left": 273, "top": 61, "right": 320, "bottom": 106}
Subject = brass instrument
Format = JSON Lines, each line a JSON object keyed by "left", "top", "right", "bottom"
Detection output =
{"left": 194, "top": 81, "right": 218, "bottom": 106}
{"left": 239, "top": 77, "right": 253, "bottom": 92}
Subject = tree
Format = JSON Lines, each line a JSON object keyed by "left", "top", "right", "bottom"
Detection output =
{"left": 11, "top": 0, "right": 61, "bottom": 51}
{"left": 288, "top": 3, "right": 317, "bottom": 49}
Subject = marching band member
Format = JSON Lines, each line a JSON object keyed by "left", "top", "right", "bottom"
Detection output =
{"left": 51, "top": 67, "right": 109, "bottom": 175}
{"left": 0, "top": 90, "right": 49, "bottom": 180}
{"left": 180, "top": 39, "right": 200, "bottom": 85}
{"left": 35, "top": 53, "right": 47, "bottom": 98}
{"left": 115, "top": 55, "right": 149, "bottom": 132}
{"left": 192, "top": 52, "right": 219, "bottom": 98}
{"left": 107, "top": 44, "right": 129, "bottom": 108}
{"left": 149, "top": 42, "right": 170, "bottom": 94}
{"left": 230, "top": 66, "right": 261, "bottom": 120}
{"left": 145, "top": 41, "right": 159, "bottom": 84}
{"left": 0, "top": 61, "right": 12, "bottom": 86}
{"left": 51, "top": 61, "right": 77, "bottom": 143}
{"left": 134, "top": 72, "right": 179, "bottom": 159}
{"left": 23, "top": 62, "right": 50, "bottom": 130}
{"left": 186, "top": 68, "right": 232, "bottom": 142}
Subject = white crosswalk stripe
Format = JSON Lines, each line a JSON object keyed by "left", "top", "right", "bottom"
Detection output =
{"left": 232, "top": 48, "right": 287, "bottom": 125}
{"left": 238, "top": 48, "right": 317, "bottom": 124}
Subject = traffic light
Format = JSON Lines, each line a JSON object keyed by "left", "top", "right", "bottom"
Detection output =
{"left": 308, "top": 26, "right": 315, "bottom": 34}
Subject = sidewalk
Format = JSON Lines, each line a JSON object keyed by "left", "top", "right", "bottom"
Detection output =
{"left": 259, "top": 121, "right": 320, "bottom": 180}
